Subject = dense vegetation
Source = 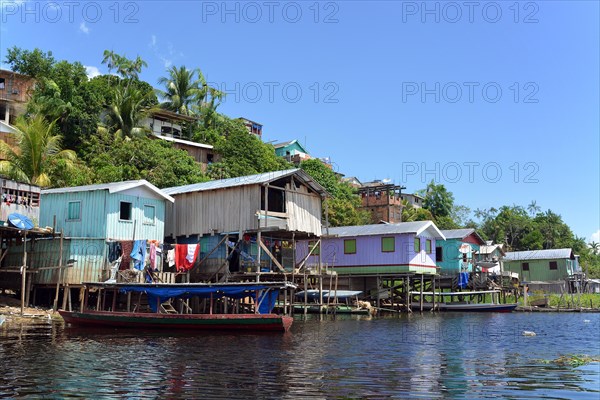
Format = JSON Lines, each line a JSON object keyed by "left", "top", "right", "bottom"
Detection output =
{"left": 3, "top": 46, "right": 598, "bottom": 276}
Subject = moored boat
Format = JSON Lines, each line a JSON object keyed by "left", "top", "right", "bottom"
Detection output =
{"left": 60, "top": 281, "right": 295, "bottom": 332}
{"left": 294, "top": 290, "right": 374, "bottom": 315}
{"left": 410, "top": 290, "right": 517, "bottom": 313}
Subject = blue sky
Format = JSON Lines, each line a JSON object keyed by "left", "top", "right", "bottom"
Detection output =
{"left": 1, "top": 0, "right": 598, "bottom": 241}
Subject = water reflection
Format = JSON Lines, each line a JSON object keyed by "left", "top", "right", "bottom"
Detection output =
{"left": 0, "top": 313, "right": 598, "bottom": 398}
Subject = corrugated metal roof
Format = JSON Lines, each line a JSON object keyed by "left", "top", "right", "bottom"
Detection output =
{"left": 440, "top": 228, "right": 485, "bottom": 244}
{"left": 154, "top": 134, "right": 213, "bottom": 149}
{"left": 324, "top": 221, "right": 445, "bottom": 239}
{"left": 504, "top": 248, "right": 574, "bottom": 261}
{"left": 42, "top": 180, "right": 174, "bottom": 202}
{"left": 477, "top": 244, "right": 506, "bottom": 256}
{"left": 163, "top": 169, "right": 328, "bottom": 196}
{"left": 272, "top": 140, "right": 294, "bottom": 148}
{"left": 440, "top": 229, "right": 475, "bottom": 239}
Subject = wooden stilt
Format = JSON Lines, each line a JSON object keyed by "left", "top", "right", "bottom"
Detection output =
{"left": 20, "top": 232, "right": 27, "bottom": 315}
{"left": 53, "top": 232, "right": 64, "bottom": 312}
{"left": 420, "top": 274, "right": 424, "bottom": 313}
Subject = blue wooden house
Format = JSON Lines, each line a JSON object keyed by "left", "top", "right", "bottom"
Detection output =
{"left": 436, "top": 229, "right": 486, "bottom": 275}
{"left": 19, "top": 180, "right": 174, "bottom": 286}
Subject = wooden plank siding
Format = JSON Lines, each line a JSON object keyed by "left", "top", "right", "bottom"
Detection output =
{"left": 2, "top": 238, "right": 105, "bottom": 285}
{"left": 40, "top": 191, "right": 108, "bottom": 238}
{"left": 105, "top": 193, "right": 166, "bottom": 241}
{"left": 297, "top": 232, "right": 438, "bottom": 275}
{"left": 166, "top": 185, "right": 261, "bottom": 237}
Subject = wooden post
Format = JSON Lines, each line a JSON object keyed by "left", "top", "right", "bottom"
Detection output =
{"left": 406, "top": 276, "right": 411, "bottom": 313}
{"left": 80, "top": 287, "right": 85, "bottom": 312}
{"left": 67, "top": 286, "right": 72, "bottom": 311}
{"left": 420, "top": 274, "right": 424, "bottom": 313}
{"left": 96, "top": 288, "right": 102, "bottom": 311}
{"left": 256, "top": 231, "right": 262, "bottom": 282}
{"left": 20, "top": 231, "right": 27, "bottom": 315}
{"left": 432, "top": 276, "right": 437, "bottom": 312}
{"left": 53, "top": 232, "right": 64, "bottom": 312}
{"left": 62, "top": 284, "right": 69, "bottom": 311}
{"left": 127, "top": 292, "right": 131, "bottom": 312}
{"left": 209, "top": 293, "right": 213, "bottom": 314}
{"left": 111, "top": 289, "right": 117, "bottom": 311}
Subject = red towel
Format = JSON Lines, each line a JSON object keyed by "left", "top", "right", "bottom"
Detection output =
{"left": 175, "top": 244, "right": 199, "bottom": 272}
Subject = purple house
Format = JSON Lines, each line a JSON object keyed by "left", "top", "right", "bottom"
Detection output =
{"left": 296, "top": 221, "right": 445, "bottom": 277}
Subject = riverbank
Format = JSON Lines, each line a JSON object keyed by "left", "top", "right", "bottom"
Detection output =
{"left": 0, "top": 295, "right": 62, "bottom": 324}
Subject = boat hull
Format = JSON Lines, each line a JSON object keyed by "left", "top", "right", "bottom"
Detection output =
{"left": 293, "top": 305, "right": 371, "bottom": 315}
{"left": 439, "top": 303, "right": 517, "bottom": 312}
{"left": 59, "top": 310, "right": 293, "bottom": 332}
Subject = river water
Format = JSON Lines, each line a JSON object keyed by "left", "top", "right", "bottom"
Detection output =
{"left": 1, "top": 312, "right": 599, "bottom": 399}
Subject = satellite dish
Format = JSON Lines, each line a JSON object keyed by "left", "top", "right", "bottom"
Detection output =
{"left": 8, "top": 213, "right": 34, "bottom": 230}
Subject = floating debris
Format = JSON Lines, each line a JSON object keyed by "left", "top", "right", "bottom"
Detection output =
{"left": 522, "top": 330, "right": 536, "bottom": 336}
{"left": 540, "top": 355, "right": 600, "bottom": 367}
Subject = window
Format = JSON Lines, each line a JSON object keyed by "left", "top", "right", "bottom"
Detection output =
{"left": 381, "top": 237, "right": 395, "bottom": 252}
{"left": 207, "top": 153, "right": 214, "bottom": 163}
{"left": 414, "top": 237, "right": 421, "bottom": 253}
{"left": 308, "top": 240, "right": 320, "bottom": 256}
{"left": 67, "top": 201, "right": 81, "bottom": 221}
{"left": 120, "top": 201, "right": 132, "bottom": 221}
{"left": 436, "top": 247, "right": 443, "bottom": 262}
{"left": 522, "top": 262, "right": 529, "bottom": 271}
{"left": 0, "top": 78, "right": 4, "bottom": 90}
{"left": 143, "top": 205, "right": 155, "bottom": 225}
{"left": 463, "top": 253, "right": 468, "bottom": 263}
{"left": 425, "top": 239, "right": 432, "bottom": 254}
{"left": 344, "top": 239, "right": 357, "bottom": 254}
{"left": 549, "top": 261, "right": 558, "bottom": 270}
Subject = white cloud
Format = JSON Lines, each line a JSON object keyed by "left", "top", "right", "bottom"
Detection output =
{"left": 85, "top": 66, "right": 101, "bottom": 79}
{"left": 591, "top": 230, "right": 600, "bottom": 243}
{"left": 79, "top": 21, "right": 90, "bottom": 34}
{"left": 148, "top": 35, "right": 181, "bottom": 69}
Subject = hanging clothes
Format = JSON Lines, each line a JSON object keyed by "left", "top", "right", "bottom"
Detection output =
{"left": 107, "top": 241, "right": 122, "bottom": 263}
{"left": 119, "top": 241, "right": 134, "bottom": 270}
{"left": 175, "top": 244, "right": 199, "bottom": 272}
{"left": 130, "top": 239, "right": 147, "bottom": 271}
{"left": 167, "top": 249, "right": 176, "bottom": 268}
{"left": 458, "top": 272, "right": 469, "bottom": 289}
{"left": 149, "top": 243, "right": 157, "bottom": 271}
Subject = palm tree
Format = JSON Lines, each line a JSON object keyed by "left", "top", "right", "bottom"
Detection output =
{"left": 589, "top": 241, "right": 600, "bottom": 255}
{"left": 157, "top": 66, "right": 205, "bottom": 116}
{"left": 105, "top": 85, "right": 149, "bottom": 138}
{"left": 0, "top": 115, "right": 76, "bottom": 187}
{"left": 527, "top": 200, "right": 541, "bottom": 216}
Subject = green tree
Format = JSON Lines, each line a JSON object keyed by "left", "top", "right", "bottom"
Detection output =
{"left": 0, "top": 115, "right": 76, "bottom": 187}
{"left": 84, "top": 129, "right": 206, "bottom": 188}
{"left": 5, "top": 46, "right": 55, "bottom": 77}
{"left": 401, "top": 200, "right": 434, "bottom": 222}
{"left": 209, "top": 118, "right": 291, "bottom": 178}
{"left": 421, "top": 180, "right": 454, "bottom": 219}
{"left": 104, "top": 85, "right": 150, "bottom": 138}
{"left": 589, "top": 241, "right": 600, "bottom": 255}
{"left": 300, "top": 159, "right": 369, "bottom": 227}
{"left": 157, "top": 65, "right": 204, "bottom": 116}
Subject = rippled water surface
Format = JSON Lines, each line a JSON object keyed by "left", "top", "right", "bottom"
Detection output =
{"left": 1, "top": 313, "right": 599, "bottom": 399}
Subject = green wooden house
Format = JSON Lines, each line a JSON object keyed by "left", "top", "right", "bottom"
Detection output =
{"left": 503, "top": 248, "right": 579, "bottom": 282}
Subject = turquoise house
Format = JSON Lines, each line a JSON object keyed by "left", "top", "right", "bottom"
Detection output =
{"left": 20, "top": 180, "right": 174, "bottom": 287}
{"left": 436, "top": 229, "right": 485, "bottom": 275}
{"left": 273, "top": 140, "right": 311, "bottom": 165}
